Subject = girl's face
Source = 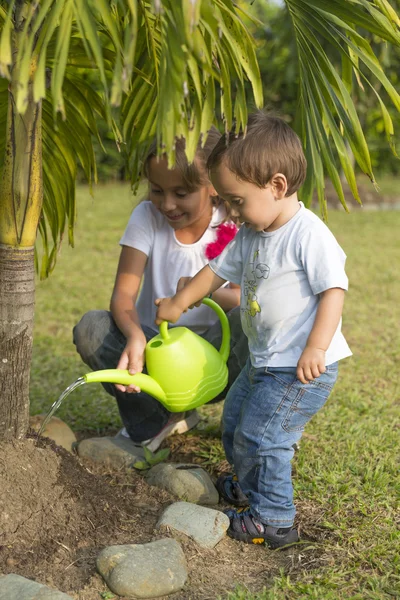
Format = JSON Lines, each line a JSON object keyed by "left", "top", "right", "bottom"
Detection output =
{"left": 147, "top": 157, "right": 214, "bottom": 231}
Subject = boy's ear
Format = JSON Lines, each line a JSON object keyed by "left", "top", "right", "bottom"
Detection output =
{"left": 270, "top": 173, "right": 288, "bottom": 199}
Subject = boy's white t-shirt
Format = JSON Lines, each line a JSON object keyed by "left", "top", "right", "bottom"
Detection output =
{"left": 209, "top": 202, "right": 352, "bottom": 368}
{"left": 120, "top": 200, "right": 233, "bottom": 334}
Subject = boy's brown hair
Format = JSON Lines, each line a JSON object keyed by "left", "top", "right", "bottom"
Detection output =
{"left": 207, "top": 111, "right": 307, "bottom": 197}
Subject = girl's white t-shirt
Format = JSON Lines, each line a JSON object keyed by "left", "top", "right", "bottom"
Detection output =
{"left": 120, "top": 200, "right": 232, "bottom": 334}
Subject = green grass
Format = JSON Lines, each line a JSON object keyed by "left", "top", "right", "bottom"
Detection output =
{"left": 31, "top": 184, "right": 400, "bottom": 599}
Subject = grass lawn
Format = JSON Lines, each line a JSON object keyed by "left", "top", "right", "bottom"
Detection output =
{"left": 31, "top": 184, "right": 400, "bottom": 599}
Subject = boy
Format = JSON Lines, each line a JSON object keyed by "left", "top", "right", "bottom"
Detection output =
{"left": 155, "top": 112, "right": 352, "bottom": 548}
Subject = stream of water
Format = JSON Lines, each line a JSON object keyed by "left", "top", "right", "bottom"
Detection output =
{"left": 37, "top": 377, "right": 86, "bottom": 438}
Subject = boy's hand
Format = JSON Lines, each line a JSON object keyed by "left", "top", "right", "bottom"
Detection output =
{"left": 154, "top": 297, "right": 186, "bottom": 325}
{"left": 297, "top": 346, "right": 326, "bottom": 384}
{"left": 116, "top": 335, "right": 147, "bottom": 393}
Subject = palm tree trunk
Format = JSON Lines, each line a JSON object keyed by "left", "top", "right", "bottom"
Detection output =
{"left": 0, "top": 31, "right": 43, "bottom": 439}
{"left": 0, "top": 245, "right": 35, "bottom": 439}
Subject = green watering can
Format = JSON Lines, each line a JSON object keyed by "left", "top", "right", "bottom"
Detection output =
{"left": 83, "top": 298, "right": 230, "bottom": 412}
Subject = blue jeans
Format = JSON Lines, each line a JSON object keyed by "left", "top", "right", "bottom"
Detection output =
{"left": 222, "top": 359, "right": 339, "bottom": 528}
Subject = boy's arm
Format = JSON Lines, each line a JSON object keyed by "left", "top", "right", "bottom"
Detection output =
{"left": 155, "top": 265, "right": 227, "bottom": 324}
{"left": 176, "top": 277, "right": 240, "bottom": 312}
{"left": 297, "top": 287, "right": 345, "bottom": 384}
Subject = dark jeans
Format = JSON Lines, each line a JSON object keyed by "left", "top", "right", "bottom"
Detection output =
{"left": 73, "top": 308, "right": 248, "bottom": 442}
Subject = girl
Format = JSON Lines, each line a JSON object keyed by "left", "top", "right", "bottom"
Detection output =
{"left": 73, "top": 128, "right": 249, "bottom": 452}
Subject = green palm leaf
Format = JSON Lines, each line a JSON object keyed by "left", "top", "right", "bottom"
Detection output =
{"left": 39, "top": 76, "right": 100, "bottom": 277}
{"left": 2, "top": 0, "right": 400, "bottom": 276}
{"left": 0, "top": 0, "right": 262, "bottom": 275}
{"left": 286, "top": 0, "right": 400, "bottom": 207}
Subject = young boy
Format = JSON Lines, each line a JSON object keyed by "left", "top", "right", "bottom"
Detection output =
{"left": 155, "top": 112, "right": 352, "bottom": 549}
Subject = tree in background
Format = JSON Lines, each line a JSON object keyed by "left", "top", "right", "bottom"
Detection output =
{"left": 244, "top": 0, "right": 400, "bottom": 204}
{"left": 1, "top": 0, "right": 400, "bottom": 442}
{"left": 0, "top": 0, "right": 262, "bottom": 441}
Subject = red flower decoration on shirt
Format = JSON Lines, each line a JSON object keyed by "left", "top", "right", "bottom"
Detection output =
{"left": 205, "top": 222, "right": 238, "bottom": 260}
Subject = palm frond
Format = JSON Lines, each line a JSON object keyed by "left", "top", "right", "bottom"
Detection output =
{"left": 286, "top": 0, "right": 400, "bottom": 211}
{"left": 38, "top": 75, "right": 101, "bottom": 277}
{"left": 118, "top": 0, "right": 262, "bottom": 179}
{"left": 139, "top": 0, "right": 261, "bottom": 167}
{"left": 0, "top": 0, "right": 262, "bottom": 274}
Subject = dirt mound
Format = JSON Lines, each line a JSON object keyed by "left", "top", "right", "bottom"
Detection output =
{"left": 0, "top": 435, "right": 166, "bottom": 596}
{"left": 0, "top": 434, "right": 292, "bottom": 600}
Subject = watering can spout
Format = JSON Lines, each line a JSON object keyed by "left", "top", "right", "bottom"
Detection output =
{"left": 84, "top": 370, "right": 167, "bottom": 404}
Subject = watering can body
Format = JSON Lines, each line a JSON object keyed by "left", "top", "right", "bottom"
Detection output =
{"left": 84, "top": 298, "right": 230, "bottom": 412}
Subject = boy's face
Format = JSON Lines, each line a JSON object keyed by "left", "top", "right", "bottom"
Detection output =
{"left": 210, "top": 161, "right": 290, "bottom": 232}
{"left": 147, "top": 156, "right": 214, "bottom": 231}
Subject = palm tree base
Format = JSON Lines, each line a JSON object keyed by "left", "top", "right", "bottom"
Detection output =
{"left": 0, "top": 244, "right": 35, "bottom": 440}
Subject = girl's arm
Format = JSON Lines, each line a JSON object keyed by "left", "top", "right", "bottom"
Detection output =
{"left": 297, "top": 287, "right": 345, "bottom": 384}
{"left": 111, "top": 246, "right": 147, "bottom": 337}
{"left": 110, "top": 246, "right": 148, "bottom": 392}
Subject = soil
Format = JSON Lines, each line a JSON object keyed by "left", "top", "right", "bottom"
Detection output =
{"left": 0, "top": 431, "right": 325, "bottom": 600}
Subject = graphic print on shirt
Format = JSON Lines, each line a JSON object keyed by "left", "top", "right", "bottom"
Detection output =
{"left": 241, "top": 248, "right": 270, "bottom": 329}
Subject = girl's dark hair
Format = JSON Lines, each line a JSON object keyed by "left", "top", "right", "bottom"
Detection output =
{"left": 143, "top": 127, "right": 233, "bottom": 221}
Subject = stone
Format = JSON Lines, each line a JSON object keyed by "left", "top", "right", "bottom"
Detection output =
{"left": 145, "top": 463, "right": 219, "bottom": 505}
{"left": 157, "top": 501, "right": 230, "bottom": 548}
{"left": 96, "top": 538, "right": 187, "bottom": 598}
{"left": 29, "top": 415, "right": 77, "bottom": 453}
{"left": 77, "top": 436, "right": 145, "bottom": 468}
{"left": 0, "top": 574, "right": 73, "bottom": 600}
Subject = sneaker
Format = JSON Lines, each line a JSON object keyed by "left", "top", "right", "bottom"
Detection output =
{"left": 116, "top": 409, "right": 200, "bottom": 453}
{"left": 225, "top": 507, "right": 299, "bottom": 549}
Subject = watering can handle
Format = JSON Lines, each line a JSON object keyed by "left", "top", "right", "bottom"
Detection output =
{"left": 158, "top": 297, "right": 230, "bottom": 363}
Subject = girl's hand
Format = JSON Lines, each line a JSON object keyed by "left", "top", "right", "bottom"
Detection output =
{"left": 154, "top": 297, "right": 185, "bottom": 325}
{"left": 176, "top": 277, "right": 203, "bottom": 308}
{"left": 297, "top": 346, "right": 326, "bottom": 384}
{"left": 115, "top": 334, "right": 147, "bottom": 393}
